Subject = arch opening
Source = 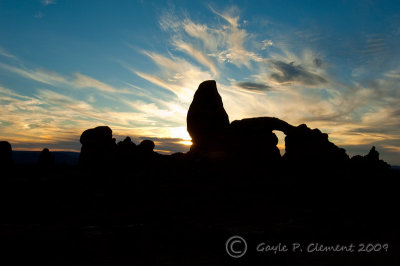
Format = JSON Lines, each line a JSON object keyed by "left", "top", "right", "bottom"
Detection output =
{"left": 273, "top": 130, "right": 286, "bottom": 156}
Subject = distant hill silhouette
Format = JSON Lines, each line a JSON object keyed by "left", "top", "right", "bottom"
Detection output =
{"left": 11, "top": 150, "right": 79, "bottom": 165}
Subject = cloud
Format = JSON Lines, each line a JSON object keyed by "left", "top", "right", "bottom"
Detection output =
{"left": 134, "top": 71, "right": 178, "bottom": 94}
{"left": 269, "top": 60, "right": 327, "bottom": 86}
{"left": 209, "top": 6, "right": 263, "bottom": 67}
{"left": 182, "top": 20, "right": 218, "bottom": 51}
{"left": 235, "top": 81, "right": 271, "bottom": 92}
{"left": 34, "top": 11, "right": 44, "bottom": 19}
{"left": 123, "top": 99, "right": 186, "bottom": 125}
{"left": 0, "top": 88, "right": 82, "bottom": 145}
{"left": 0, "top": 47, "right": 17, "bottom": 60}
{"left": 261, "top": 40, "right": 273, "bottom": 50}
{"left": 73, "top": 73, "right": 119, "bottom": 93}
{"left": 41, "top": 0, "right": 55, "bottom": 6}
{"left": 383, "top": 145, "right": 400, "bottom": 153}
{"left": 34, "top": 0, "right": 56, "bottom": 19}
{"left": 160, "top": 6, "right": 262, "bottom": 69}
{"left": 363, "top": 35, "right": 386, "bottom": 56}
{"left": 69, "top": 73, "right": 136, "bottom": 95}
{"left": 36, "top": 89, "right": 94, "bottom": 113}
{"left": 0, "top": 63, "right": 66, "bottom": 85}
{"left": 313, "top": 58, "right": 322, "bottom": 67}
{"left": 0, "top": 63, "right": 135, "bottom": 95}
{"left": 0, "top": 86, "right": 32, "bottom": 100}
{"left": 173, "top": 40, "right": 218, "bottom": 76}
{"left": 209, "top": 5, "right": 240, "bottom": 28}
{"left": 131, "top": 50, "right": 213, "bottom": 101}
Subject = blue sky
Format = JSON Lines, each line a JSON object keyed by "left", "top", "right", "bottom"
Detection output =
{"left": 1, "top": 0, "right": 400, "bottom": 164}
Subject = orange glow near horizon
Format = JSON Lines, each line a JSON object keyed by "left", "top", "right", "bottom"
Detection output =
{"left": 178, "top": 140, "right": 193, "bottom": 146}
{"left": 12, "top": 147, "right": 81, "bottom": 153}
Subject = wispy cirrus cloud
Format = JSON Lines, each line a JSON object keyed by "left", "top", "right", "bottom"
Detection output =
{"left": 0, "top": 47, "right": 17, "bottom": 60}
{"left": 130, "top": 50, "right": 213, "bottom": 101}
{"left": 72, "top": 73, "right": 120, "bottom": 93}
{"left": 160, "top": 5, "right": 262, "bottom": 69}
{"left": 41, "top": 0, "right": 55, "bottom": 6}
{"left": 208, "top": 5, "right": 263, "bottom": 67}
{"left": 173, "top": 40, "right": 218, "bottom": 76}
{"left": 0, "top": 63, "right": 135, "bottom": 95}
{"left": 0, "top": 63, "right": 67, "bottom": 85}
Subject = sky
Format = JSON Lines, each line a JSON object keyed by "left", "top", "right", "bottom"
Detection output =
{"left": 1, "top": 0, "right": 400, "bottom": 164}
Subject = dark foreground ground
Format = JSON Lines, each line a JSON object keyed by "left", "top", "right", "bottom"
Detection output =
{"left": 1, "top": 157, "right": 399, "bottom": 266}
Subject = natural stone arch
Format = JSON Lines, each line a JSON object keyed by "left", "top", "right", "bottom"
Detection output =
{"left": 186, "top": 80, "right": 349, "bottom": 166}
{"left": 230, "top": 117, "right": 349, "bottom": 164}
{"left": 229, "top": 117, "right": 294, "bottom": 161}
{"left": 230, "top": 117, "right": 296, "bottom": 135}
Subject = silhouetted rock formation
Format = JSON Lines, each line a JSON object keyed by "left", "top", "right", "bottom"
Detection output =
{"left": 118, "top": 136, "right": 136, "bottom": 148}
{"left": 230, "top": 117, "right": 290, "bottom": 163}
{"left": 78, "top": 127, "right": 161, "bottom": 171}
{"left": 38, "top": 148, "right": 55, "bottom": 168}
{"left": 186, "top": 80, "right": 352, "bottom": 169}
{"left": 79, "top": 126, "right": 116, "bottom": 167}
{"left": 116, "top": 136, "right": 137, "bottom": 162}
{"left": 365, "top": 146, "right": 379, "bottom": 161}
{"left": 350, "top": 146, "right": 391, "bottom": 172}
{"left": 187, "top": 80, "right": 229, "bottom": 153}
{"left": 138, "top": 139, "right": 155, "bottom": 153}
{"left": 283, "top": 124, "right": 349, "bottom": 167}
{"left": 135, "top": 139, "right": 158, "bottom": 170}
{"left": 0, "top": 141, "right": 13, "bottom": 168}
